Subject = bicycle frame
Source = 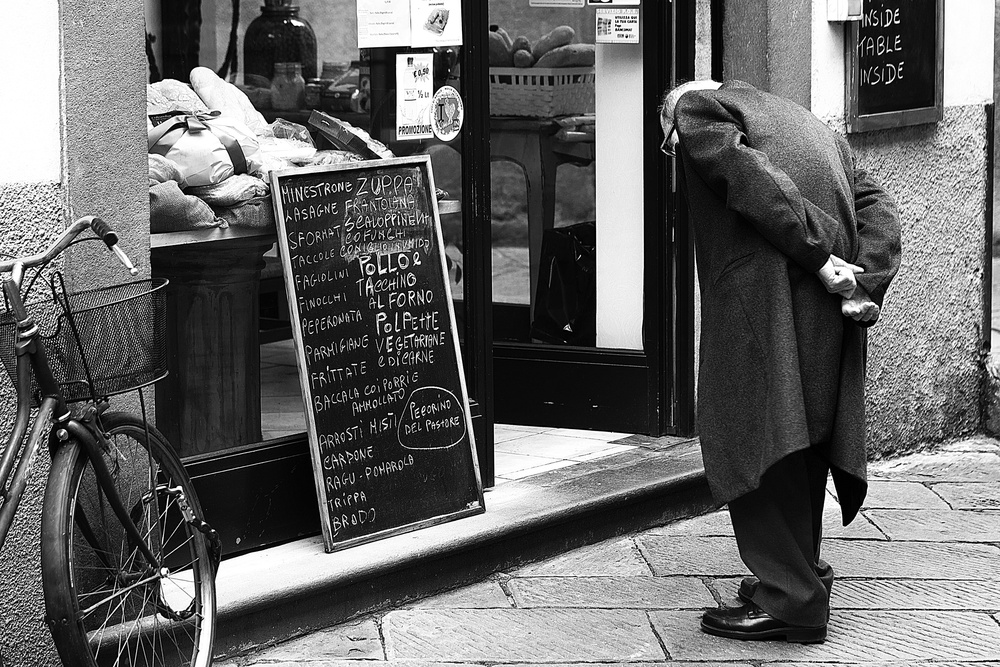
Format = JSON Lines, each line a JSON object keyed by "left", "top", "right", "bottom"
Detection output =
{"left": 0, "top": 272, "right": 161, "bottom": 570}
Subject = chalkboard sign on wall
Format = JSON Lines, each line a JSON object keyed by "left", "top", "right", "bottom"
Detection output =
{"left": 270, "top": 156, "right": 484, "bottom": 552}
{"left": 846, "top": 0, "right": 943, "bottom": 133}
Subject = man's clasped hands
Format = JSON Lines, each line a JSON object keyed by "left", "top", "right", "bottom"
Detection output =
{"left": 816, "top": 256, "right": 880, "bottom": 323}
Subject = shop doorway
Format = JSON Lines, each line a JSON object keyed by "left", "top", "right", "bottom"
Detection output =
{"left": 485, "top": 2, "right": 690, "bottom": 436}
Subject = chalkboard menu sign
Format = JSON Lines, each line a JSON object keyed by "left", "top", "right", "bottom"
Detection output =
{"left": 270, "top": 156, "right": 484, "bottom": 552}
{"left": 847, "top": 0, "right": 943, "bottom": 133}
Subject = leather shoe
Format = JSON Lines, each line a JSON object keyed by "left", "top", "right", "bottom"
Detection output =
{"left": 737, "top": 577, "right": 758, "bottom": 603}
{"left": 701, "top": 602, "right": 827, "bottom": 643}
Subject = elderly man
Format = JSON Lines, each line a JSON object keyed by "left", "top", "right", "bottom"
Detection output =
{"left": 660, "top": 80, "right": 901, "bottom": 642}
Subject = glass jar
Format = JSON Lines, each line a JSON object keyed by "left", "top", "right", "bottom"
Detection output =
{"left": 243, "top": 0, "right": 317, "bottom": 87}
{"left": 271, "top": 62, "right": 305, "bottom": 111}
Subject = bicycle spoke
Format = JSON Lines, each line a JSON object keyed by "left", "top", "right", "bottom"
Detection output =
{"left": 45, "top": 414, "right": 215, "bottom": 667}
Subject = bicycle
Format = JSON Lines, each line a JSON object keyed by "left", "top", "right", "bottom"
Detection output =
{"left": 0, "top": 216, "right": 219, "bottom": 666}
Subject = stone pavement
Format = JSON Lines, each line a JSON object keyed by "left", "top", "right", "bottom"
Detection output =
{"left": 217, "top": 436, "right": 1000, "bottom": 666}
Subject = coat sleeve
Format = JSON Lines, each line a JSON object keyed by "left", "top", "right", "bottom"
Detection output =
{"left": 851, "top": 162, "right": 902, "bottom": 307}
{"left": 674, "top": 91, "right": 837, "bottom": 272}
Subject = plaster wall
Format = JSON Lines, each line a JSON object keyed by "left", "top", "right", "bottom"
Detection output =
{"left": 0, "top": 0, "right": 149, "bottom": 662}
{"left": 851, "top": 105, "right": 989, "bottom": 455}
{"left": 810, "top": 0, "right": 993, "bottom": 454}
{"left": 716, "top": 1, "right": 993, "bottom": 457}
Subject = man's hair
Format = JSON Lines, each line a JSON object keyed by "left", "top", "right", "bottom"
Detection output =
{"left": 659, "top": 79, "right": 722, "bottom": 122}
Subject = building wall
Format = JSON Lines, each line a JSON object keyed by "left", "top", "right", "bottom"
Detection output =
{"left": 718, "top": 0, "right": 993, "bottom": 458}
{"left": 0, "top": 0, "right": 149, "bottom": 662}
{"left": 819, "top": 0, "right": 993, "bottom": 456}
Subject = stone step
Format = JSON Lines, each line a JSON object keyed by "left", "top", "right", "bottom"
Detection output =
{"left": 212, "top": 436, "right": 714, "bottom": 660}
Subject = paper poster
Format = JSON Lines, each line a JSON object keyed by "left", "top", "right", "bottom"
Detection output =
{"left": 432, "top": 86, "right": 463, "bottom": 142}
{"left": 396, "top": 53, "right": 434, "bottom": 141}
{"left": 357, "top": 0, "right": 411, "bottom": 48}
{"left": 410, "top": 0, "right": 463, "bottom": 47}
{"left": 596, "top": 7, "right": 640, "bottom": 43}
{"left": 530, "top": 0, "right": 585, "bottom": 6}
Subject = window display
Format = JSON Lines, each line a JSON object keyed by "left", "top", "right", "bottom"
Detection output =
{"left": 147, "top": 0, "right": 468, "bottom": 455}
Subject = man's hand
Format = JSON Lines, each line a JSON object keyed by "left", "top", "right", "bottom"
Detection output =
{"left": 841, "top": 283, "right": 880, "bottom": 323}
{"left": 816, "top": 255, "right": 864, "bottom": 298}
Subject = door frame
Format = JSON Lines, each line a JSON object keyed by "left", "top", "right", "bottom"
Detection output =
{"left": 490, "top": 1, "right": 697, "bottom": 437}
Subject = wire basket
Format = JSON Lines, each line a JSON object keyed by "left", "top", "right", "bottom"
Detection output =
{"left": 489, "top": 67, "right": 595, "bottom": 118}
{"left": 0, "top": 278, "right": 168, "bottom": 405}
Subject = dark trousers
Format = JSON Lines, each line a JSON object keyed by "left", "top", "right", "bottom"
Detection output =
{"left": 727, "top": 447, "right": 833, "bottom": 627}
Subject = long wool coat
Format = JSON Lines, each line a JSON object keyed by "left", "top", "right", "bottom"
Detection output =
{"left": 674, "top": 80, "right": 901, "bottom": 524}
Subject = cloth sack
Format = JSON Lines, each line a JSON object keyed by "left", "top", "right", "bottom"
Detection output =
{"left": 149, "top": 181, "right": 225, "bottom": 233}
{"left": 148, "top": 111, "right": 262, "bottom": 187}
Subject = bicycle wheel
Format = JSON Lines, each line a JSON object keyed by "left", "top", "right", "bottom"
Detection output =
{"left": 41, "top": 412, "right": 216, "bottom": 667}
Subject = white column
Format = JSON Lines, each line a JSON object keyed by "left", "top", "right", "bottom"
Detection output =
{"left": 0, "top": 0, "right": 60, "bottom": 183}
{"left": 595, "top": 7, "right": 644, "bottom": 350}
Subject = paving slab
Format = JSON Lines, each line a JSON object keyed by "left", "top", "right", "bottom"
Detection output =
{"left": 824, "top": 502, "right": 885, "bottom": 540}
{"left": 650, "top": 610, "right": 1000, "bottom": 662}
{"left": 382, "top": 608, "right": 664, "bottom": 662}
{"left": 864, "top": 509, "right": 1000, "bottom": 541}
{"left": 706, "top": 577, "right": 1000, "bottom": 610}
{"left": 869, "top": 452, "right": 1000, "bottom": 482}
{"left": 771, "top": 663, "right": 1000, "bottom": 667}
{"left": 820, "top": 539, "right": 1000, "bottom": 579}
{"left": 230, "top": 618, "right": 383, "bottom": 663}
{"left": 494, "top": 664, "right": 750, "bottom": 667}
{"left": 830, "top": 579, "right": 1000, "bottom": 610}
{"left": 932, "top": 481, "right": 1000, "bottom": 509}
{"left": 861, "top": 480, "right": 952, "bottom": 509}
{"left": 637, "top": 536, "right": 750, "bottom": 576}
{"left": 939, "top": 436, "right": 1000, "bottom": 452}
{"left": 646, "top": 510, "right": 733, "bottom": 537}
{"left": 507, "top": 575, "right": 715, "bottom": 609}
{"left": 404, "top": 579, "right": 512, "bottom": 609}
{"left": 647, "top": 504, "right": 883, "bottom": 540}
{"left": 511, "top": 537, "right": 650, "bottom": 576}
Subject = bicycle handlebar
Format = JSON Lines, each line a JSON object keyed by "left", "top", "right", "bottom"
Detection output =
{"left": 0, "top": 216, "right": 138, "bottom": 279}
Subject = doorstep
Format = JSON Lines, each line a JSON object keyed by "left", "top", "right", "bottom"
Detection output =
{"left": 213, "top": 435, "right": 713, "bottom": 660}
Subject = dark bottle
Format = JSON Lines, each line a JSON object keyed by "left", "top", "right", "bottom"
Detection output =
{"left": 243, "top": 0, "right": 317, "bottom": 87}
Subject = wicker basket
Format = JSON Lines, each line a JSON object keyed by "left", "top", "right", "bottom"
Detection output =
{"left": 489, "top": 67, "right": 595, "bottom": 118}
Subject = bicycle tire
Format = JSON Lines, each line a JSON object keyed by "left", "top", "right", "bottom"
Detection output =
{"left": 41, "top": 412, "right": 216, "bottom": 667}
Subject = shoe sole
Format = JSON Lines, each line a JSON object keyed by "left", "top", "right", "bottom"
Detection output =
{"left": 700, "top": 620, "right": 827, "bottom": 644}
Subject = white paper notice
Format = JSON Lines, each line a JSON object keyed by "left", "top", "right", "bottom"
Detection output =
{"left": 410, "top": 0, "right": 463, "bottom": 47}
{"left": 530, "top": 0, "right": 585, "bottom": 6}
{"left": 396, "top": 53, "right": 435, "bottom": 141}
{"left": 357, "top": 0, "right": 411, "bottom": 48}
{"left": 596, "top": 7, "right": 640, "bottom": 44}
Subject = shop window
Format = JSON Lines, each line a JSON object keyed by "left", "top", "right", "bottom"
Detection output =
{"left": 147, "top": 0, "right": 467, "bottom": 456}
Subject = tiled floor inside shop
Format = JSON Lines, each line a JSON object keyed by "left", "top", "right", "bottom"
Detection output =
{"left": 260, "top": 338, "right": 636, "bottom": 484}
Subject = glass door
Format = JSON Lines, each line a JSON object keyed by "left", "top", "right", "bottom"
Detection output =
{"left": 486, "top": 1, "right": 679, "bottom": 435}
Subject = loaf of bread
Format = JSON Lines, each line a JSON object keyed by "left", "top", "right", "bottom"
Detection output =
{"left": 535, "top": 43, "right": 595, "bottom": 68}
{"left": 531, "top": 26, "right": 575, "bottom": 61}
{"left": 513, "top": 49, "right": 535, "bottom": 68}
{"left": 190, "top": 66, "right": 268, "bottom": 136}
{"left": 488, "top": 31, "right": 512, "bottom": 67}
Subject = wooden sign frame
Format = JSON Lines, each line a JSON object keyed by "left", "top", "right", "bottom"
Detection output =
{"left": 270, "top": 155, "right": 485, "bottom": 552}
{"left": 846, "top": 0, "right": 944, "bottom": 133}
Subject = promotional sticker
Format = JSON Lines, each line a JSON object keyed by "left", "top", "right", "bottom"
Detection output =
{"left": 396, "top": 53, "right": 434, "bottom": 141}
{"left": 432, "top": 86, "right": 464, "bottom": 142}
